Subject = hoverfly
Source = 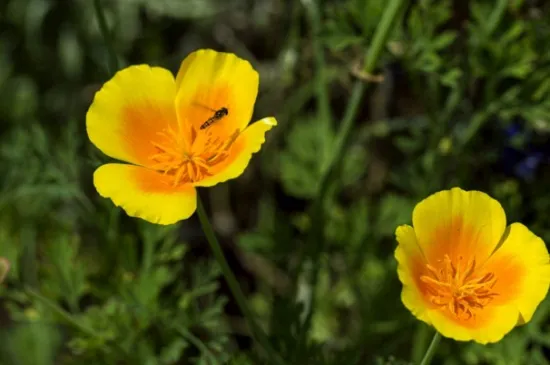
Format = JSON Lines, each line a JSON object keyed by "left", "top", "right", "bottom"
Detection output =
{"left": 199, "top": 106, "right": 229, "bottom": 130}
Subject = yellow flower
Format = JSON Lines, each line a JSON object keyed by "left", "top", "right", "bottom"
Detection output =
{"left": 395, "top": 187, "right": 550, "bottom": 344}
{"left": 86, "top": 49, "right": 277, "bottom": 225}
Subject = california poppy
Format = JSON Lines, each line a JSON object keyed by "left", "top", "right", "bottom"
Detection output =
{"left": 87, "top": 49, "right": 276, "bottom": 225}
{"left": 395, "top": 187, "right": 550, "bottom": 343}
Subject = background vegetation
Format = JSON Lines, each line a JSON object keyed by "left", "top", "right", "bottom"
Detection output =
{"left": 1, "top": 0, "right": 550, "bottom": 364}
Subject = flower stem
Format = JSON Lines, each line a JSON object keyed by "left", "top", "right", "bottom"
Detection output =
{"left": 93, "top": 0, "right": 119, "bottom": 75}
{"left": 141, "top": 236, "right": 155, "bottom": 275}
{"left": 323, "top": 0, "right": 405, "bottom": 178}
{"left": 301, "top": 0, "right": 332, "bottom": 165}
{"left": 295, "top": 0, "right": 406, "bottom": 348}
{"left": 196, "top": 196, "right": 286, "bottom": 365}
{"left": 419, "top": 331, "right": 442, "bottom": 365}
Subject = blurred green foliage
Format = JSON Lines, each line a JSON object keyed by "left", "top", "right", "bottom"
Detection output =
{"left": 1, "top": 0, "right": 550, "bottom": 364}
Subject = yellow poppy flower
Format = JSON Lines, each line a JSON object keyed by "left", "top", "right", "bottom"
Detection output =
{"left": 86, "top": 49, "right": 277, "bottom": 225}
{"left": 395, "top": 187, "right": 550, "bottom": 344}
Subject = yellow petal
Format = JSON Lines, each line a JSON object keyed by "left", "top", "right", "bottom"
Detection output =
{"left": 93, "top": 163, "right": 197, "bottom": 225}
{"left": 174, "top": 49, "right": 259, "bottom": 137}
{"left": 426, "top": 302, "right": 518, "bottom": 344}
{"left": 395, "top": 225, "right": 432, "bottom": 325}
{"left": 412, "top": 187, "right": 506, "bottom": 265}
{"left": 483, "top": 223, "right": 550, "bottom": 324}
{"left": 86, "top": 65, "right": 178, "bottom": 167}
{"left": 193, "top": 117, "right": 277, "bottom": 187}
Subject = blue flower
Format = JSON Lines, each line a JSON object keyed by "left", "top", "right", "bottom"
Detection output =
{"left": 501, "top": 121, "right": 546, "bottom": 181}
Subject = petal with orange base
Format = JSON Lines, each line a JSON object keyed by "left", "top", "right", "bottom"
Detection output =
{"left": 483, "top": 223, "right": 550, "bottom": 324}
{"left": 395, "top": 225, "right": 432, "bottom": 325}
{"left": 93, "top": 164, "right": 197, "bottom": 225}
{"left": 426, "top": 301, "right": 519, "bottom": 344}
{"left": 193, "top": 117, "right": 277, "bottom": 187}
{"left": 87, "top": 65, "right": 178, "bottom": 167}
{"left": 174, "top": 49, "right": 259, "bottom": 137}
{"left": 412, "top": 188, "right": 507, "bottom": 265}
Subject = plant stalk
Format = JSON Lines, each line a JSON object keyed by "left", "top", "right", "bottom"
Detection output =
{"left": 419, "top": 331, "right": 442, "bottom": 365}
{"left": 296, "top": 0, "right": 406, "bottom": 348}
{"left": 196, "top": 196, "right": 286, "bottom": 365}
{"left": 301, "top": 0, "right": 333, "bottom": 165}
{"left": 93, "top": 0, "right": 119, "bottom": 74}
{"left": 325, "top": 0, "right": 405, "bottom": 178}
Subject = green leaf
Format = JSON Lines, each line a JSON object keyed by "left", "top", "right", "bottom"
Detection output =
{"left": 159, "top": 339, "right": 188, "bottom": 364}
{"left": 375, "top": 194, "right": 415, "bottom": 237}
{"left": 440, "top": 68, "right": 462, "bottom": 88}
{"left": 58, "top": 29, "right": 82, "bottom": 79}
{"left": 394, "top": 136, "right": 420, "bottom": 154}
{"left": 0, "top": 322, "right": 62, "bottom": 365}
{"left": 432, "top": 31, "right": 457, "bottom": 50}
{"left": 237, "top": 232, "right": 274, "bottom": 254}
{"left": 341, "top": 145, "right": 369, "bottom": 187}
{"left": 280, "top": 117, "right": 333, "bottom": 199}
{"left": 42, "top": 232, "right": 87, "bottom": 309}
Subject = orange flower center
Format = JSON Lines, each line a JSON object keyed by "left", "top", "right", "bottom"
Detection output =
{"left": 148, "top": 125, "right": 239, "bottom": 185}
{"left": 420, "top": 255, "right": 498, "bottom": 320}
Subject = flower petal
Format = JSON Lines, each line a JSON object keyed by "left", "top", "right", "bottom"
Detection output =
{"left": 174, "top": 49, "right": 259, "bottom": 136}
{"left": 483, "top": 223, "right": 550, "bottom": 324}
{"left": 193, "top": 117, "right": 277, "bottom": 187}
{"left": 93, "top": 163, "right": 196, "bottom": 225}
{"left": 86, "top": 65, "right": 178, "bottom": 167}
{"left": 426, "top": 302, "right": 519, "bottom": 344}
{"left": 395, "top": 225, "right": 432, "bottom": 325}
{"left": 412, "top": 187, "right": 506, "bottom": 265}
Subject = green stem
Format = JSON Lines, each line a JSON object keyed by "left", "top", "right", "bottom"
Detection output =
{"left": 362, "top": 1, "right": 404, "bottom": 73}
{"left": 302, "top": 0, "right": 331, "bottom": 119}
{"left": 419, "top": 331, "right": 441, "bottom": 365}
{"left": 93, "top": 0, "right": 119, "bottom": 74}
{"left": 296, "top": 0, "right": 406, "bottom": 348}
{"left": 26, "top": 288, "right": 99, "bottom": 338}
{"left": 174, "top": 325, "right": 220, "bottom": 365}
{"left": 302, "top": 0, "right": 332, "bottom": 165}
{"left": 324, "top": 0, "right": 404, "bottom": 178}
{"left": 26, "top": 288, "right": 129, "bottom": 355}
{"left": 141, "top": 237, "right": 155, "bottom": 275}
{"left": 21, "top": 222, "right": 38, "bottom": 288}
{"left": 459, "top": 106, "right": 495, "bottom": 149}
{"left": 196, "top": 196, "right": 286, "bottom": 365}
